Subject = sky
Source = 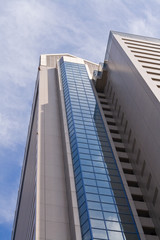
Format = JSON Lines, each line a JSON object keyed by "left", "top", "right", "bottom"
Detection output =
{"left": 0, "top": 0, "right": 160, "bottom": 239}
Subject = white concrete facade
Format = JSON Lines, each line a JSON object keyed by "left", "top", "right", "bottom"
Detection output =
{"left": 12, "top": 54, "right": 98, "bottom": 240}
{"left": 105, "top": 31, "right": 160, "bottom": 237}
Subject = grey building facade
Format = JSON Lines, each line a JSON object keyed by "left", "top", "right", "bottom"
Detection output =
{"left": 12, "top": 32, "right": 160, "bottom": 240}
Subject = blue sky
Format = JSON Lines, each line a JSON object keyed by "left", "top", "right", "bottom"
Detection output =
{"left": 0, "top": 0, "right": 160, "bottom": 239}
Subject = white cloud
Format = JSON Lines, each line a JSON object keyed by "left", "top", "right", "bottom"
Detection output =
{"left": 0, "top": 112, "right": 28, "bottom": 149}
{"left": 0, "top": 189, "right": 17, "bottom": 224}
{"left": 126, "top": 1, "right": 160, "bottom": 37}
{"left": 128, "top": 18, "right": 151, "bottom": 36}
{"left": 0, "top": 0, "right": 108, "bottom": 149}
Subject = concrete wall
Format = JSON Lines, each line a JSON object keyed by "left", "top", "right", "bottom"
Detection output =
{"left": 12, "top": 54, "right": 98, "bottom": 240}
{"left": 36, "top": 65, "right": 71, "bottom": 240}
{"left": 105, "top": 32, "right": 160, "bottom": 233}
{"left": 12, "top": 83, "right": 38, "bottom": 240}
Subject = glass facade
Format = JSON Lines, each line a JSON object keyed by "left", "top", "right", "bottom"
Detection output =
{"left": 60, "top": 58, "right": 140, "bottom": 240}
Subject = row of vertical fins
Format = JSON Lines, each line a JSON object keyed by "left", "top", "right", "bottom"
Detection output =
{"left": 97, "top": 91, "right": 159, "bottom": 240}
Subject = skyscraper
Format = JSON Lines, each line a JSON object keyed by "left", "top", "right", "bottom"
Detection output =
{"left": 12, "top": 31, "right": 160, "bottom": 240}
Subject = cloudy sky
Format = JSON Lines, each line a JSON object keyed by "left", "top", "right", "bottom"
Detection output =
{"left": 0, "top": 0, "right": 160, "bottom": 239}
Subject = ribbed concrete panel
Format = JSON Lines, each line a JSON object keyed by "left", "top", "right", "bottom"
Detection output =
{"left": 12, "top": 91, "right": 38, "bottom": 240}
{"left": 36, "top": 66, "right": 71, "bottom": 240}
{"left": 112, "top": 32, "right": 160, "bottom": 100}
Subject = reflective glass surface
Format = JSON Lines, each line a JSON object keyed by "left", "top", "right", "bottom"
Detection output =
{"left": 60, "top": 58, "right": 140, "bottom": 240}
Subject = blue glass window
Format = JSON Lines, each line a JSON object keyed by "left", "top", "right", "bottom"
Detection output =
{"left": 60, "top": 58, "right": 140, "bottom": 240}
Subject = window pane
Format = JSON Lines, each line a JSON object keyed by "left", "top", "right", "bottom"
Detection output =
{"left": 86, "top": 193, "right": 100, "bottom": 202}
{"left": 81, "top": 220, "right": 89, "bottom": 235}
{"left": 88, "top": 201, "right": 101, "bottom": 210}
{"left": 102, "top": 203, "right": 117, "bottom": 212}
{"left": 119, "top": 214, "right": 134, "bottom": 224}
{"left": 90, "top": 219, "right": 105, "bottom": 229}
{"left": 84, "top": 179, "right": 97, "bottom": 187}
{"left": 100, "top": 195, "right": 114, "bottom": 204}
{"left": 89, "top": 210, "right": 103, "bottom": 220}
{"left": 123, "top": 233, "right": 139, "bottom": 240}
{"left": 108, "top": 231, "right": 124, "bottom": 240}
{"left": 121, "top": 223, "right": 137, "bottom": 233}
{"left": 85, "top": 186, "right": 98, "bottom": 194}
{"left": 106, "top": 220, "right": 121, "bottom": 231}
{"left": 92, "top": 229, "right": 107, "bottom": 239}
{"left": 104, "top": 212, "right": 119, "bottom": 222}
{"left": 99, "top": 188, "right": 113, "bottom": 196}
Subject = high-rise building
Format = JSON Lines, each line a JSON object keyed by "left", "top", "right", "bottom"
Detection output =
{"left": 12, "top": 31, "right": 160, "bottom": 240}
